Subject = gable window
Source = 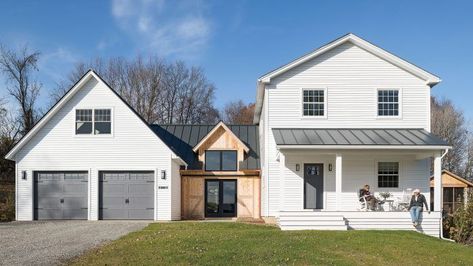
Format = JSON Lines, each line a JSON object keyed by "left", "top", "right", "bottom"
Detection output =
{"left": 377, "top": 162, "right": 399, "bottom": 188}
{"left": 378, "top": 90, "right": 399, "bottom": 116}
{"left": 205, "top": 150, "right": 237, "bottom": 171}
{"left": 75, "top": 109, "right": 93, "bottom": 134}
{"left": 94, "top": 109, "right": 111, "bottom": 134}
{"left": 303, "top": 89, "right": 325, "bottom": 117}
{"left": 75, "top": 108, "right": 111, "bottom": 135}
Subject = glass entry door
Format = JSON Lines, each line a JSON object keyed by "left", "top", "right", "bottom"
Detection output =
{"left": 205, "top": 180, "right": 237, "bottom": 217}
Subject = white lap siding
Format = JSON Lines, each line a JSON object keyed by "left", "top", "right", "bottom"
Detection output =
{"left": 14, "top": 77, "right": 177, "bottom": 221}
{"left": 279, "top": 151, "right": 430, "bottom": 212}
{"left": 262, "top": 42, "right": 432, "bottom": 217}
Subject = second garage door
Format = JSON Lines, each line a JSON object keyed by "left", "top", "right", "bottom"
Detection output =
{"left": 99, "top": 171, "right": 154, "bottom": 220}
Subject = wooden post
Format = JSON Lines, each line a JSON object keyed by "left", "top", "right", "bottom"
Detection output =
{"left": 336, "top": 154, "right": 342, "bottom": 211}
{"left": 433, "top": 154, "right": 442, "bottom": 212}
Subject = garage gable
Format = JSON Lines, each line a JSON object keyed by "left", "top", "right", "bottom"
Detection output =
{"left": 5, "top": 70, "right": 180, "bottom": 162}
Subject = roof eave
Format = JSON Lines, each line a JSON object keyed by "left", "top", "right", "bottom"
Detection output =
{"left": 277, "top": 145, "right": 452, "bottom": 150}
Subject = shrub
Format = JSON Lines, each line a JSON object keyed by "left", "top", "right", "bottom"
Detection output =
{"left": 449, "top": 191, "right": 473, "bottom": 245}
{"left": 0, "top": 191, "right": 15, "bottom": 222}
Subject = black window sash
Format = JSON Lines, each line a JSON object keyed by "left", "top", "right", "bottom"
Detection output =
{"left": 205, "top": 150, "right": 237, "bottom": 171}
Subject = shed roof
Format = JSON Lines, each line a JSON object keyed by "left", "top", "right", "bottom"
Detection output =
{"left": 272, "top": 128, "right": 449, "bottom": 149}
{"left": 151, "top": 124, "right": 260, "bottom": 170}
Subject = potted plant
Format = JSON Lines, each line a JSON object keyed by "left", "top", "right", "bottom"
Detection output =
{"left": 379, "top": 192, "right": 392, "bottom": 200}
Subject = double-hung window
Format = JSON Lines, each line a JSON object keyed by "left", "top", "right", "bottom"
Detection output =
{"left": 377, "top": 89, "right": 399, "bottom": 116}
{"left": 205, "top": 150, "right": 237, "bottom": 171}
{"left": 303, "top": 89, "right": 325, "bottom": 117}
{"left": 75, "top": 108, "right": 111, "bottom": 135}
{"left": 377, "top": 162, "right": 399, "bottom": 188}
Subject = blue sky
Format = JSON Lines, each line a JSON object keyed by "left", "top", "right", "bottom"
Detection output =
{"left": 0, "top": 0, "right": 472, "bottom": 119}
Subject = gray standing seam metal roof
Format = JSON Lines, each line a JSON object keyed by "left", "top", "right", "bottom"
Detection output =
{"left": 272, "top": 128, "right": 449, "bottom": 146}
{"left": 151, "top": 124, "right": 260, "bottom": 170}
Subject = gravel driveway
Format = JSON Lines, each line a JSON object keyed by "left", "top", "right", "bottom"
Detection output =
{"left": 0, "top": 220, "right": 150, "bottom": 266}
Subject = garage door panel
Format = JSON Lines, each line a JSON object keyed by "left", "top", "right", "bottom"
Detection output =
{"left": 34, "top": 171, "right": 88, "bottom": 220}
{"left": 129, "top": 197, "right": 154, "bottom": 208}
{"left": 63, "top": 183, "right": 87, "bottom": 194}
{"left": 101, "top": 209, "right": 128, "bottom": 220}
{"left": 63, "top": 196, "right": 87, "bottom": 209}
{"left": 63, "top": 208, "right": 88, "bottom": 219}
{"left": 99, "top": 171, "right": 154, "bottom": 220}
{"left": 102, "top": 184, "right": 127, "bottom": 195}
{"left": 129, "top": 183, "right": 153, "bottom": 194}
{"left": 128, "top": 209, "right": 153, "bottom": 219}
{"left": 37, "top": 209, "right": 62, "bottom": 220}
{"left": 101, "top": 196, "right": 125, "bottom": 208}
{"left": 37, "top": 197, "right": 62, "bottom": 209}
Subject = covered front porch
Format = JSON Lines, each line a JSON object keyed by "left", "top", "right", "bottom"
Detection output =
{"left": 272, "top": 128, "right": 450, "bottom": 237}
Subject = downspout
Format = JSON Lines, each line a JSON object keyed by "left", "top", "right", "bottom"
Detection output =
{"left": 439, "top": 149, "right": 454, "bottom": 241}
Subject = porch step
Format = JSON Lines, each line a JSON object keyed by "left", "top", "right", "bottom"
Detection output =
{"left": 278, "top": 211, "right": 348, "bottom": 231}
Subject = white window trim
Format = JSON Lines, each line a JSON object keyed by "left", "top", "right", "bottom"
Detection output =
{"left": 300, "top": 87, "right": 328, "bottom": 119}
{"left": 73, "top": 107, "right": 114, "bottom": 138}
{"left": 376, "top": 88, "right": 402, "bottom": 119}
{"left": 375, "top": 160, "right": 401, "bottom": 189}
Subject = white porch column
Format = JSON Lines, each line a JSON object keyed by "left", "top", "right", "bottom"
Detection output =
{"left": 433, "top": 154, "right": 442, "bottom": 212}
{"left": 279, "top": 152, "right": 285, "bottom": 213}
{"left": 335, "top": 154, "right": 342, "bottom": 211}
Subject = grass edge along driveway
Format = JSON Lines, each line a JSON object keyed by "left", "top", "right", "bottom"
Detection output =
{"left": 70, "top": 222, "right": 473, "bottom": 266}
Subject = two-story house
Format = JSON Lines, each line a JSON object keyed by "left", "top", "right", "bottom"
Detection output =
{"left": 5, "top": 33, "right": 449, "bottom": 237}
{"left": 254, "top": 33, "right": 449, "bottom": 236}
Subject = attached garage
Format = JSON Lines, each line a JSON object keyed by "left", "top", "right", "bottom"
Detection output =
{"left": 99, "top": 171, "right": 155, "bottom": 220}
{"left": 34, "top": 171, "right": 88, "bottom": 220}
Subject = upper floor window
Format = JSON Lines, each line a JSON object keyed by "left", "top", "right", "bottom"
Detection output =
{"left": 205, "top": 150, "right": 237, "bottom": 171}
{"left": 377, "top": 90, "right": 399, "bottom": 116}
{"left": 377, "top": 162, "right": 399, "bottom": 188}
{"left": 303, "top": 89, "right": 325, "bottom": 117}
{"left": 75, "top": 108, "right": 111, "bottom": 135}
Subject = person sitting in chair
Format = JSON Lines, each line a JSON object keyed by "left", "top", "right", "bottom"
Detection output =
{"left": 359, "top": 185, "right": 379, "bottom": 211}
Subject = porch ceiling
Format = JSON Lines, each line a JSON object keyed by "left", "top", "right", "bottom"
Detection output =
{"left": 272, "top": 128, "right": 450, "bottom": 149}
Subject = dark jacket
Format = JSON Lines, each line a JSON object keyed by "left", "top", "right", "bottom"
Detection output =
{"left": 408, "top": 194, "right": 429, "bottom": 210}
{"left": 359, "top": 189, "right": 373, "bottom": 202}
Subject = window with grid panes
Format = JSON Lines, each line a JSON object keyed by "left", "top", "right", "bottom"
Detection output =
{"left": 377, "top": 90, "right": 399, "bottom": 116}
{"left": 377, "top": 162, "right": 399, "bottom": 188}
{"left": 303, "top": 89, "right": 325, "bottom": 116}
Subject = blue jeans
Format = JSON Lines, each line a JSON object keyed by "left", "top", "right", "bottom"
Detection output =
{"left": 410, "top": 206, "right": 423, "bottom": 223}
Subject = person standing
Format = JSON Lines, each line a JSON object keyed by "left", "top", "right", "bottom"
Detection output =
{"left": 408, "top": 189, "right": 430, "bottom": 227}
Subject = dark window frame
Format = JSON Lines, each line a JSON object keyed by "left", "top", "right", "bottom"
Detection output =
{"left": 75, "top": 108, "right": 112, "bottom": 135}
{"left": 204, "top": 150, "right": 238, "bottom": 171}
{"left": 302, "top": 89, "right": 326, "bottom": 117}
{"left": 377, "top": 161, "right": 399, "bottom": 188}
{"left": 377, "top": 89, "right": 400, "bottom": 117}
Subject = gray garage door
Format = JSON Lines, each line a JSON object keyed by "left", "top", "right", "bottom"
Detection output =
{"left": 99, "top": 171, "right": 154, "bottom": 220}
{"left": 34, "top": 171, "right": 88, "bottom": 220}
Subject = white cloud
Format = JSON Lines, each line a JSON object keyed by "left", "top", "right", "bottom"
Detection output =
{"left": 111, "top": 0, "right": 211, "bottom": 58}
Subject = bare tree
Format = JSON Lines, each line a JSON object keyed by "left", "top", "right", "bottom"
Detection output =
{"left": 0, "top": 45, "right": 41, "bottom": 134}
{"left": 431, "top": 96, "right": 468, "bottom": 173}
{"left": 222, "top": 100, "right": 255, "bottom": 124}
{"left": 52, "top": 56, "right": 219, "bottom": 124}
{"left": 0, "top": 98, "right": 19, "bottom": 182}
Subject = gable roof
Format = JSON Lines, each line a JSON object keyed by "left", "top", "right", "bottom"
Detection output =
{"left": 430, "top": 170, "right": 473, "bottom": 187}
{"left": 253, "top": 33, "right": 442, "bottom": 123}
{"left": 5, "top": 70, "right": 180, "bottom": 161}
{"left": 192, "top": 121, "right": 250, "bottom": 153}
{"left": 151, "top": 124, "right": 260, "bottom": 170}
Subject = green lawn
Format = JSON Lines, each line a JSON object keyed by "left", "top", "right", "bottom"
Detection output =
{"left": 71, "top": 222, "right": 473, "bottom": 266}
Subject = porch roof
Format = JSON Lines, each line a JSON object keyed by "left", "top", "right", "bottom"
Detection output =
{"left": 272, "top": 128, "right": 450, "bottom": 149}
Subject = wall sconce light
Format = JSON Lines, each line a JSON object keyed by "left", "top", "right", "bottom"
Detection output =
{"left": 328, "top": 164, "right": 333, "bottom": 172}
{"left": 161, "top": 170, "right": 166, "bottom": 180}
{"left": 22, "top": 171, "right": 27, "bottom": 180}
{"left": 296, "top": 164, "right": 300, "bottom": 171}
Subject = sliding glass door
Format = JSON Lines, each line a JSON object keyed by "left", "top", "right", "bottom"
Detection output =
{"left": 205, "top": 180, "right": 237, "bottom": 217}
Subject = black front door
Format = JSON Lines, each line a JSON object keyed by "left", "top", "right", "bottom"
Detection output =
{"left": 304, "top": 164, "right": 324, "bottom": 209}
{"left": 205, "top": 180, "right": 237, "bottom": 217}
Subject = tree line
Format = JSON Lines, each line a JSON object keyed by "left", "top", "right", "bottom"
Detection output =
{"left": 0, "top": 45, "right": 254, "bottom": 181}
{"left": 0, "top": 44, "right": 471, "bottom": 182}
